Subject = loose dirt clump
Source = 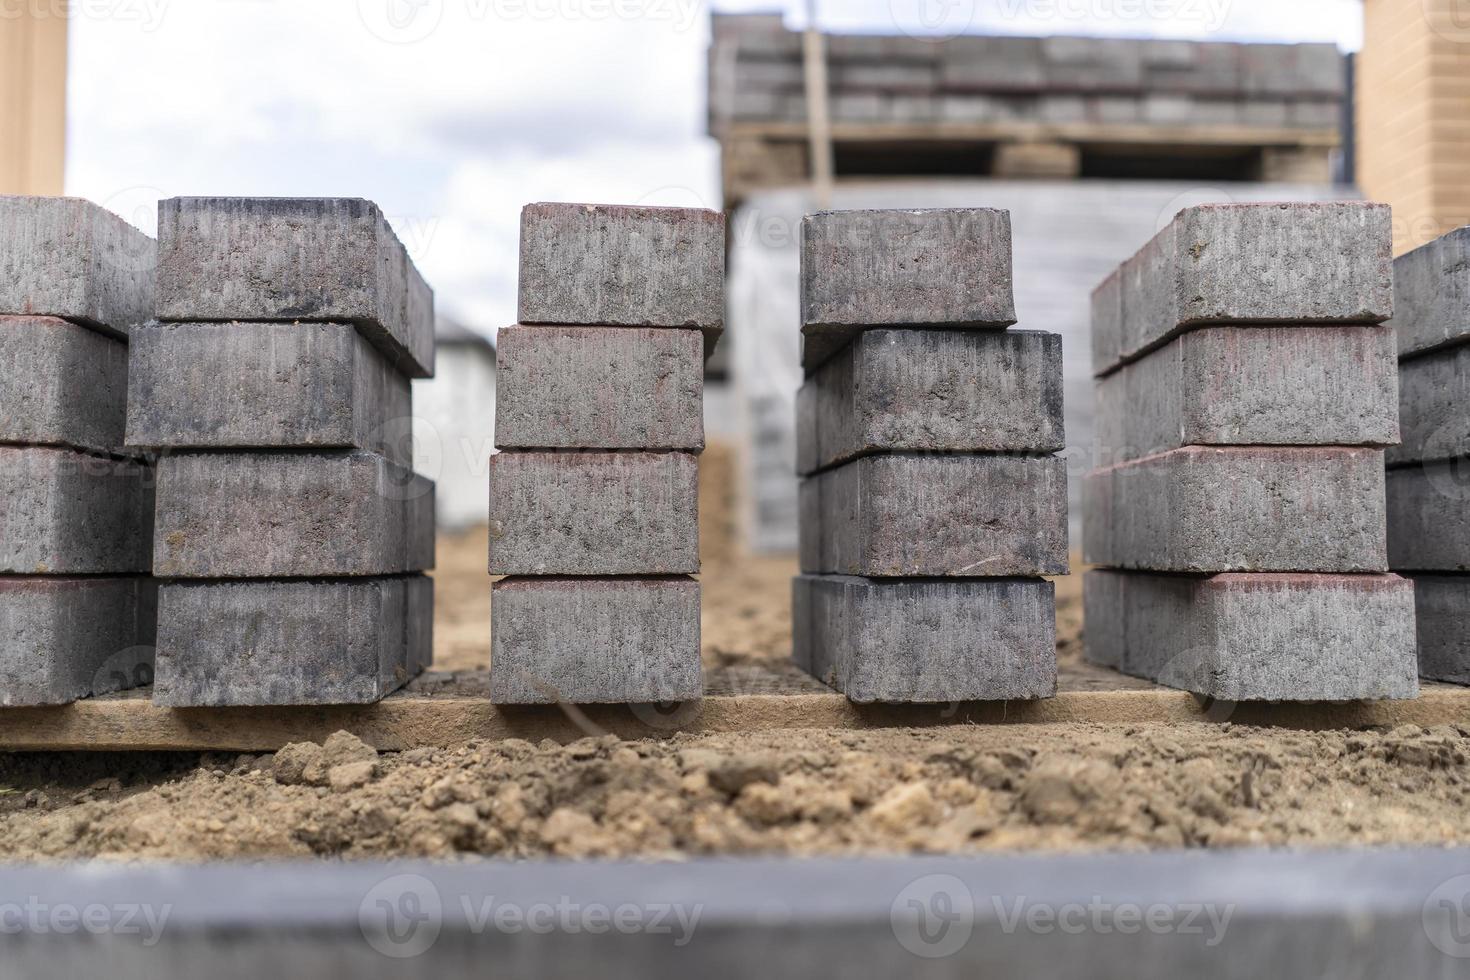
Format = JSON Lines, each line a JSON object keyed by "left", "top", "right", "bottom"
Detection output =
{"left": 1, "top": 723, "right": 1469, "bottom": 862}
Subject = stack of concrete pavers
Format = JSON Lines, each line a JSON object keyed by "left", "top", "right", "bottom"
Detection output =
{"left": 1386, "top": 226, "right": 1470, "bottom": 684}
{"left": 127, "top": 198, "right": 436, "bottom": 706}
{"left": 0, "top": 196, "right": 157, "bottom": 705}
{"left": 1084, "top": 202, "right": 1418, "bottom": 701}
{"left": 792, "top": 208, "right": 1068, "bottom": 704}
{"left": 488, "top": 203, "right": 723, "bottom": 704}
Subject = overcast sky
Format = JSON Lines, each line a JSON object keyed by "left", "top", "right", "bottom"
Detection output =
{"left": 65, "top": 0, "right": 1363, "bottom": 337}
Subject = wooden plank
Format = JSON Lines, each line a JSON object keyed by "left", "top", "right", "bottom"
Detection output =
{"left": 0, "top": 663, "right": 1464, "bottom": 752}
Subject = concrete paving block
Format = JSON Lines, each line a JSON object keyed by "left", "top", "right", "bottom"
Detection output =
{"left": 940, "top": 35, "right": 1045, "bottom": 90}
{"left": 0, "top": 446, "right": 153, "bottom": 574}
{"left": 490, "top": 576, "right": 701, "bottom": 704}
{"left": 152, "top": 575, "right": 431, "bottom": 706}
{"left": 799, "top": 454, "right": 1068, "bottom": 577}
{"left": 0, "top": 196, "right": 155, "bottom": 338}
{"left": 0, "top": 315, "right": 130, "bottom": 456}
{"left": 0, "top": 576, "right": 156, "bottom": 706}
{"left": 1386, "top": 461, "right": 1470, "bottom": 571}
{"left": 1095, "top": 325, "right": 1398, "bottom": 462}
{"left": 516, "top": 203, "right": 724, "bottom": 352}
{"left": 1391, "top": 343, "right": 1470, "bottom": 466}
{"left": 1391, "top": 225, "right": 1470, "bottom": 359}
{"left": 125, "top": 321, "right": 412, "bottom": 464}
{"left": 1095, "top": 202, "right": 1393, "bottom": 376}
{"left": 155, "top": 197, "right": 434, "bottom": 378}
{"left": 1089, "top": 266, "right": 1125, "bottom": 376}
{"left": 1407, "top": 574, "right": 1470, "bottom": 684}
{"left": 1083, "top": 446, "right": 1387, "bottom": 573}
{"left": 488, "top": 451, "right": 698, "bottom": 575}
{"left": 796, "top": 329, "right": 1064, "bottom": 475}
{"left": 793, "top": 574, "right": 1056, "bottom": 703}
{"left": 495, "top": 325, "right": 704, "bottom": 451}
{"left": 1084, "top": 569, "right": 1417, "bottom": 700}
{"left": 153, "top": 452, "right": 434, "bottom": 578}
{"left": 800, "top": 208, "right": 1016, "bottom": 370}
{"left": 1041, "top": 35, "right": 1143, "bottom": 89}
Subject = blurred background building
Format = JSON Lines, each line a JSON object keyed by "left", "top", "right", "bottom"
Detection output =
{"left": 413, "top": 316, "right": 497, "bottom": 530}
{"left": 0, "top": 8, "right": 65, "bottom": 195}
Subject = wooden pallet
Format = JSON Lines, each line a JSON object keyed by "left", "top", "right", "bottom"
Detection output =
{"left": 0, "top": 660, "right": 1465, "bottom": 752}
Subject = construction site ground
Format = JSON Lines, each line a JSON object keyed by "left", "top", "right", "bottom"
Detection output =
{"left": 1, "top": 523, "right": 1469, "bottom": 862}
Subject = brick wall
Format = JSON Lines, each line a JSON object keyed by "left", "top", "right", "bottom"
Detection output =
{"left": 1359, "top": 0, "right": 1470, "bottom": 253}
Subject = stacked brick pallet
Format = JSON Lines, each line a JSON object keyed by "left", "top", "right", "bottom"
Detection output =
{"left": 127, "top": 198, "right": 436, "bottom": 706}
{"left": 1386, "top": 227, "right": 1470, "bottom": 684}
{"left": 0, "top": 197, "right": 156, "bottom": 705}
{"left": 792, "top": 208, "right": 1068, "bottom": 703}
{"left": 488, "top": 203, "right": 723, "bottom": 704}
{"left": 710, "top": 16, "right": 1342, "bottom": 132}
{"left": 1084, "top": 202, "right": 1418, "bottom": 700}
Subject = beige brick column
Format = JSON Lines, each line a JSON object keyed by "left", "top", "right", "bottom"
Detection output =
{"left": 1359, "top": 0, "right": 1470, "bottom": 253}
{"left": 0, "top": 4, "right": 67, "bottom": 196}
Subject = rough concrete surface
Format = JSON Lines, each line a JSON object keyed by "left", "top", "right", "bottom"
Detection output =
{"left": 1083, "top": 569, "right": 1418, "bottom": 700}
{"left": 0, "top": 576, "right": 156, "bottom": 706}
{"left": 488, "top": 451, "right": 699, "bottom": 576}
{"left": 0, "top": 195, "right": 156, "bottom": 337}
{"left": 152, "top": 575, "right": 432, "bottom": 706}
{"left": 1390, "top": 343, "right": 1470, "bottom": 467}
{"left": 0, "top": 446, "right": 153, "bottom": 574}
{"left": 126, "top": 320, "right": 412, "bottom": 465}
{"left": 517, "top": 203, "right": 724, "bottom": 346}
{"left": 1390, "top": 225, "right": 1470, "bottom": 359}
{"left": 1407, "top": 574, "right": 1470, "bottom": 684}
{"left": 1095, "top": 324, "right": 1399, "bottom": 462}
{"left": 495, "top": 325, "right": 704, "bottom": 451}
{"left": 796, "top": 328, "right": 1064, "bottom": 474}
{"left": 1386, "top": 461, "right": 1470, "bottom": 571}
{"left": 153, "top": 452, "right": 434, "bottom": 578}
{"left": 793, "top": 573, "right": 1056, "bottom": 703}
{"left": 490, "top": 576, "right": 701, "bottom": 704}
{"left": 1093, "top": 202, "right": 1393, "bottom": 376}
{"left": 799, "top": 454, "right": 1069, "bottom": 577}
{"left": 800, "top": 208, "right": 1016, "bottom": 369}
{"left": 154, "top": 197, "right": 434, "bottom": 378}
{"left": 0, "top": 315, "right": 131, "bottom": 456}
{"left": 1084, "top": 446, "right": 1387, "bottom": 573}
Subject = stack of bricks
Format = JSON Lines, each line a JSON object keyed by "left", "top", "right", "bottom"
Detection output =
{"left": 488, "top": 203, "right": 723, "bottom": 704}
{"left": 710, "top": 16, "right": 1343, "bottom": 136}
{"left": 0, "top": 197, "right": 156, "bottom": 705}
{"left": 792, "top": 208, "right": 1068, "bottom": 704}
{"left": 1084, "top": 202, "right": 1418, "bottom": 700}
{"left": 127, "top": 198, "right": 436, "bottom": 706}
{"left": 1386, "top": 226, "right": 1470, "bottom": 684}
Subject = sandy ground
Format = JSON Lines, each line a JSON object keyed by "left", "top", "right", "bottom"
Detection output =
{"left": 1, "top": 525, "right": 1469, "bottom": 862}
